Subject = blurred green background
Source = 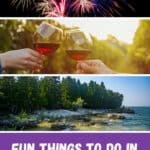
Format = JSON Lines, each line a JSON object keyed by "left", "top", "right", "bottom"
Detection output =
{"left": 0, "top": 19, "right": 150, "bottom": 74}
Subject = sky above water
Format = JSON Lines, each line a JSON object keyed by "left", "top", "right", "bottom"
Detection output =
{"left": 61, "top": 76, "right": 150, "bottom": 107}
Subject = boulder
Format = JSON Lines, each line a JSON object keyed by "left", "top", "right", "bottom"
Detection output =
{"left": 107, "top": 114, "right": 126, "bottom": 120}
{"left": 0, "top": 119, "right": 16, "bottom": 128}
{"left": 51, "top": 123, "right": 75, "bottom": 131}
{"left": 74, "top": 116, "right": 91, "bottom": 122}
{"left": 16, "top": 121, "right": 37, "bottom": 130}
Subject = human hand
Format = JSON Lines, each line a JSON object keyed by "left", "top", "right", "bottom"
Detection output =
{"left": 76, "top": 59, "right": 115, "bottom": 74}
{"left": 0, "top": 48, "right": 44, "bottom": 71}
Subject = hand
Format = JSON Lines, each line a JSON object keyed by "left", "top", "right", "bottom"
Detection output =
{"left": 0, "top": 48, "right": 44, "bottom": 70}
{"left": 76, "top": 59, "right": 115, "bottom": 74}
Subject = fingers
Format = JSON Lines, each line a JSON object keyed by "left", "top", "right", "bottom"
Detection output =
{"left": 21, "top": 60, "right": 42, "bottom": 70}
{"left": 24, "top": 48, "right": 44, "bottom": 69}
{"left": 83, "top": 59, "right": 102, "bottom": 66}
{"left": 27, "top": 48, "right": 44, "bottom": 60}
{"left": 19, "top": 49, "right": 44, "bottom": 70}
{"left": 75, "top": 69, "right": 84, "bottom": 74}
{"left": 77, "top": 62, "right": 94, "bottom": 73}
{"left": 28, "top": 55, "right": 43, "bottom": 65}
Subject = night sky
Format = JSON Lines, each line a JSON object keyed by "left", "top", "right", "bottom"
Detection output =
{"left": 0, "top": 0, "right": 149, "bottom": 17}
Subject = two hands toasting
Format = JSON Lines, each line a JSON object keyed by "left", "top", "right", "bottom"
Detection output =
{"left": 64, "top": 28, "right": 114, "bottom": 74}
{"left": 0, "top": 22, "right": 114, "bottom": 74}
{"left": 33, "top": 22, "right": 94, "bottom": 73}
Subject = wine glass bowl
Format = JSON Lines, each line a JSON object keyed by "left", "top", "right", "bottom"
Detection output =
{"left": 33, "top": 42, "right": 60, "bottom": 55}
{"left": 65, "top": 29, "right": 92, "bottom": 61}
{"left": 66, "top": 49, "right": 91, "bottom": 61}
{"left": 33, "top": 22, "right": 63, "bottom": 55}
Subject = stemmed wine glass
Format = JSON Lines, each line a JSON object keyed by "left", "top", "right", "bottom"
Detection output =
{"left": 64, "top": 29, "right": 92, "bottom": 61}
{"left": 33, "top": 22, "right": 63, "bottom": 56}
{"left": 33, "top": 22, "right": 63, "bottom": 73}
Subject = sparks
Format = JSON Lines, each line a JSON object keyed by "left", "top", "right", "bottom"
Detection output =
{"left": 10, "top": 0, "right": 135, "bottom": 17}
{"left": 71, "top": 0, "right": 95, "bottom": 15}
{"left": 11, "top": 0, "right": 35, "bottom": 10}
{"left": 41, "top": 0, "right": 67, "bottom": 17}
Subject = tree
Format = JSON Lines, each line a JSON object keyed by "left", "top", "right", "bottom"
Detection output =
{"left": 0, "top": 76, "right": 124, "bottom": 114}
{"left": 128, "top": 20, "right": 150, "bottom": 73}
{"left": 39, "top": 77, "right": 61, "bottom": 109}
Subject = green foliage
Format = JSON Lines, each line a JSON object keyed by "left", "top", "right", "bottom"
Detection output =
{"left": 18, "top": 111, "right": 28, "bottom": 120}
{"left": 1, "top": 19, "right": 149, "bottom": 74}
{"left": 0, "top": 19, "right": 136, "bottom": 73}
{"left": 128, "top": 20, "right": 150, "bottom": 73}
{"left": 0, "top": 77, "right": 123, "bottom": 115}
{"left": 72, "top": 97, "right": 84, "bottom": 111}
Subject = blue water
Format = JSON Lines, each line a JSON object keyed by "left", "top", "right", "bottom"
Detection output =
{"left": 99, "top": 107, "right": 150, "bottom": 131}
{"left": 108, "top": 107, "right": 150, "bottom": 131}
{"left": 122, "top": 107, "right": 150, "bottom": 130}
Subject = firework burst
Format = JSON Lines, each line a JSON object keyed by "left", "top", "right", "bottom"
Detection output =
{"left": 38, "top": 0, "right": 67, "bottom": 17}
{"left": 11, "top": 0, "right": 35, "bottom": 10}
{"left": 92, "top": 0, "right": 135, "bottom": 16}
{"left": 71, "top": 0, "right": 95, "bottom": 15}
{"left": 10, "top": 0, "right": 135, "bottom": 17}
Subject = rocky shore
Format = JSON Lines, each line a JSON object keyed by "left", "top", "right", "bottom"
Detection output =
{"left": 0, "top": 108, "right": 135, "bottom": 131}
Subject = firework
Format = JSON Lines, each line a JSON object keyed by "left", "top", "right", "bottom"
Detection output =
{"left": 92, "top": 0, "right": 135, "bottom": 16}
{"left": 11, "top": 0, "right": 35, "bottom": 10}
{"left": 71, "top": 0, "right": 95, "bottom": 15}
{"left": 10, "top": 0, "right": 135, "bottom": 17}
{"left": 39, "top": 0, "right": 67, "bottom": 17}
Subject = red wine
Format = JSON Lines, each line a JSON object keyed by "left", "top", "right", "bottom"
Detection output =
{"left": 33, "top": 42, "right": 60, "bottom": 55}
{"left": 66, "top": 49, "right": 90, "bottom": 61}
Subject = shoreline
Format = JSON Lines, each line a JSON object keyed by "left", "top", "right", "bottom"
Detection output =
{"left": 0, "top": 108, "right": 136, "bottom": 131}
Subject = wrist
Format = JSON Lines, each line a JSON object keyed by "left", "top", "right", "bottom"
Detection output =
{"left": 0, "top": 57, "right": 2, "bottom": 73}
{"left": 0, "top": 53, "right": 8, "bottom": 69}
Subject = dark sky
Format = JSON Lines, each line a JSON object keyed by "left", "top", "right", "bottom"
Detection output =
{"left": 0, "top": 0, "right": 149, "bottom": 17}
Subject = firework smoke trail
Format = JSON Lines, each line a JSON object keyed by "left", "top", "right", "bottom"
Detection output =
{"left": 71, "top": 0, "right": 96, "bottom": 16}
{"left": 11, "top": 0, "right": 35, "bottom": 10}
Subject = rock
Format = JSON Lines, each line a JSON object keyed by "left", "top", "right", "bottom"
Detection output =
{"left": 51, "top": 123, "right": 75, "bottom": 131}
{"left": 110, "top": 107, "right": 135, "bottom": 114}
{"left": 87, "top": 122, "right": 96, "bottom": 126}
{"left": 74, "top": 116, "right": 91, "bottom": 122}
{"left": 107, "top": 114, "right": 126, "bottom": 120}
{"left": 117, "top": 115, "right": 126, "bottom": 119}
{"left": 0, "top": 119, "right": 16, "bottom": 128}
{"left": 99, "top": 121, "right": 109, "bottom": 125}
{"left": 43, "top": 118, "right": 50, "bottom": 122}
{"left": 16, "top": 121, "right": 37, "bottom": 130}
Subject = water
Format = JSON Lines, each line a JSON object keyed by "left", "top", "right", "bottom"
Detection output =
{"left": 35, "top": 107, "right": 150, "bottom": 131}
{"left": 123, "top": 107, "right": 150, "bottom": 130}
{"left": 101, "top": 107, "right": 150, "bottom": 131}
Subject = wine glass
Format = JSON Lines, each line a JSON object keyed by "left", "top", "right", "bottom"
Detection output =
{"left": 33, "top": 22, "right": 63, "bottom": 73}
{"left": 33, "top": 22, "right": 63, "bottom": 56}
{"left": 65, "top": 29, "right": 92, "bottom": 61}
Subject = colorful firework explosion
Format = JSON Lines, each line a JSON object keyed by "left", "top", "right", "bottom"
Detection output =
{"left": 38, "top": 0, "right": 67, "bottom": 17}
{"left": 71, "top": 0, "right": 96, "bottom": 15}
{"left": 10, "top": 0, "right": 135, "bottom": 17}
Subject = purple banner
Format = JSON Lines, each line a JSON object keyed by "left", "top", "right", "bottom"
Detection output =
{"left": 0, "top": 133, "right": 149, "bottom": 150}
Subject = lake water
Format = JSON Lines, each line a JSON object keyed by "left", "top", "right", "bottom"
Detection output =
{"left": 35, "top": 107, "right": 150, "bottom": 131}
{"left": 100, "top": 107, "right": 150, "bottom": 131}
